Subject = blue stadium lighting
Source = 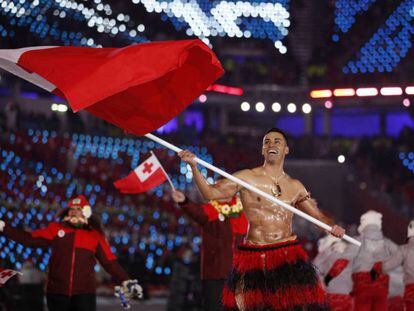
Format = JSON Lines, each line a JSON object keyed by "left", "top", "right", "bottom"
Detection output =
{"left": 145, "top": 259, "right": 153, "bottom": 270}
{"left": 343, "top": 0, "right": 414, "bottom": 74}
{"left": 400, "top": 152, "right": 414, "bottom": 173}
{"left": 334, "top": 0, "right": 377, "bottom": 35}
{"left": 122, "top": 236, "right": 129, "bottom": 244}
{"left": 130, "top": 0, "right": 290, "bottom": 51}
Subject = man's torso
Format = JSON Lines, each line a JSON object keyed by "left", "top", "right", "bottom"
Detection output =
{"left": 238, "top": 167, "right": 304, "bottom": 244}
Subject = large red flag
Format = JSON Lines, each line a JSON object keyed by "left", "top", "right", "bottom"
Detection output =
{"left": 0, "top": 40, "right": 224, "bottom": 135}
{"left": 114, "top": 153, "right": 168, "bottom": 193}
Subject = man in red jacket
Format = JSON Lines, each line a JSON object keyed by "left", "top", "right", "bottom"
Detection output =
{"left": 0, "top": 195, "right": 142, "bottom": 311}
{"left": 171, "top": 190, "right": 248, "bottom": 311}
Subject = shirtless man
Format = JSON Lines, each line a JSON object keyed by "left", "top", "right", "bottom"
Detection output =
{"left": 179, "top": 128, "right": 345, "bottom": 311}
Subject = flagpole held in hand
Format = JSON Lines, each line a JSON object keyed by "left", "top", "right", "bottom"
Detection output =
{"left": 150, "top": 151, "right": 176, "bottom": 191}
{"left": 144, "top": 133, "right": 361, "bottom": 247}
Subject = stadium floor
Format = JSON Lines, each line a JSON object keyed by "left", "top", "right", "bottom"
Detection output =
{"left": 96, "top": 297, "right": 166, "bottom": 311}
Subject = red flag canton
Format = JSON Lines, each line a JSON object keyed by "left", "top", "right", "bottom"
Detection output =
{"left": 114, "top": 154, "right": 167, "bottom": 193}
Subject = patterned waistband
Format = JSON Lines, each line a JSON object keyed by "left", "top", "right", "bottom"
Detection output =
{"left": 238, "top": 239, "right": 300, "bottom": 252}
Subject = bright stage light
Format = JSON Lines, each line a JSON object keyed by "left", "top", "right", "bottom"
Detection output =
{"left": 241, "top": 102, "right": 250, "bottom": 112}
{"left": 333, "top": 88, "right": 355, "bottom": 97}
{"left": 198, "top": 94, "right": 207, "bottom": 103}
{"left": 272, "top": 102, "right": 281, "bottom": 112}
{"left": 287, "top": 103, "right": 296, "bottom": 113}
{"left": 324, "top": 100, "right": 333, "bottom": 109}
{"left": 356, "top": 88, "right": 378, "bottom": 97}
{"left": 337, "top": 155, "right": 345, "bottom": 163}
{"left": 255, "top": 102, "right": 265, "bottom": 112}
{"left": 302, "top": 103, "right": 312, "bottom": 114}
{"left": 310, "top": 89, "right": 332, "bottom": 98}
{"left": 380, "top": 87, "right": 403, "bottom": 96}
{"left": 405, "top": 86, "right": 414, "bottom": 95}
{"left": 57, "top": 104, "right": 68, "bottom": 112}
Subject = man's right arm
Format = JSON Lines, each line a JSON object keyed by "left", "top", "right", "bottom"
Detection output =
{"left": 171, "top": 190, "right": 209, "bottom": 225}
{"left": 179, "top": 200, "right": 209, "bottom": 226}
{"left": 0, "top": 220, "right": 55, "bottom": 248}
{"left": 178, "top": 150, "right": 245, "bottom": 200}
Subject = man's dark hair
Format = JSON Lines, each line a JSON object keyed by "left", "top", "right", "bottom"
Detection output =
{"left": 264, "top": 128, "right": 288, "bottom": 144}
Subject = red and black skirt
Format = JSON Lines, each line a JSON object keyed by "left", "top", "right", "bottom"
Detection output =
{"left": 222, "top": 239, "right": 329, "bottom": 310}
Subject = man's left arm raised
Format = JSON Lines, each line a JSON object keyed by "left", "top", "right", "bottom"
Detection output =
{"left": 292, "top": 180, "right": 345, "bottom": 238}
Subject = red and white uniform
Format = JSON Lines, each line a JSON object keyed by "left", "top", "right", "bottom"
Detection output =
{"left": 382, "top": 220, "right": 414, "bottom": 311}
{"left": 344, "top": 211, "right": 399, "bottom": 311}
{"left": 313, "top": 236, "right": 353, "bottom": 311}
{"left": 3, "top": 222, "right": 128, "bottom": 296}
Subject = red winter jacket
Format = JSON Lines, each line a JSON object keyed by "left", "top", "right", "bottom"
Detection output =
{"left": 3, "top": 222, "right": 129, "bottom": 296}
{"left": 179, "top": 201, "right": 247, "bottom": 280}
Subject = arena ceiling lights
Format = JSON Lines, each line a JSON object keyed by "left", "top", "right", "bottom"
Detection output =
{"left": 240, "top": 101, "right": 313, "bottom": 114}
{"left": 310, "top": 86, "right": 414, "bottom": 98}
{"left": 206, "top": 84, "right": 243, "bottom": 96}
{"left": 335, "top": 0, "right": 414, "bottom": 74}
{"left": 130, "top": 0, "right": 291, "bottom": 53}
{"left": 0, "top": 0, "right": 149, "bottom": 45}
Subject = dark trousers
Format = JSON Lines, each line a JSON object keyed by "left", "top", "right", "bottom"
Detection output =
{"left": 46, "top": 293, "right": 96, "bottom": 311}
{"left": 201, "top": 279, "right": 225, "bottom": 311}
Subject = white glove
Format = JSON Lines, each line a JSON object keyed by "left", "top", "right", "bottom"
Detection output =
{"left": 0, "top": 220, "right": 5, "bottom": 232}
{"left": 115, "top": 279, "right": 143, "bottom": 299}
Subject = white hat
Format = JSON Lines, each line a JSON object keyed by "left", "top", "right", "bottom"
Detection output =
{"left": 408, "top": 219, "right": 414, "bottom": 238}
{"left": 318, "top": 234, "right": 340, "bottom": 253}
{"left": 358, "top": 210, "right": 382, "bottom": 234}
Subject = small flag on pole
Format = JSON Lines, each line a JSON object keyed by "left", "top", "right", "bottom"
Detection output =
{"left": 0, "top": 268, "right": 21, "bottom": 286}
{"left": 114, "top": 153, "right": 174, "bottom": 193}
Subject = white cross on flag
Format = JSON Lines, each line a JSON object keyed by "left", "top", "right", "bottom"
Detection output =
{"left": 0, "top": 268, "right": 20, "bottom": 286}
{"left": 114, "top": 153, "right": 168, "bottom": 193}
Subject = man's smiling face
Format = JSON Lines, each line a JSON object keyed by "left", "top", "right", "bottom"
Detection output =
{"left": 262, "top": 131, "right": 289, "bottom": 163}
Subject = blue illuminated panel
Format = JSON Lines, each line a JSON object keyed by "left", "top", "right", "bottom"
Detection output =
{"left": 314, "top": 109, "right": 384, "bottom": 137}
{"left": 343, "top": 0, "right": 414, "bottom": 74}
{"left": 399, "top": 151, "right": 414, "bottom": 174}
{"left": 331, "top": 110, "right": 380, "bottom": 136}
{"left": 276, "top": 115, "right": 304, "bottom": 137}
{"left": 134, "top": 0, "right": 291, "bottom": 53}
{"left": 2, "top": 0, "right": 289, "bottom": 52}
{"left": 334, "top": 0, "right": 377, "bottom": 36}
{"left": 184, "top": 110, "right": 204, "bottom": 132}
{"left": 386, "top": 111, "right": 414, "bottom": 136}
{"left": 1, "top": 0, "right": 148, "bottom": 46}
